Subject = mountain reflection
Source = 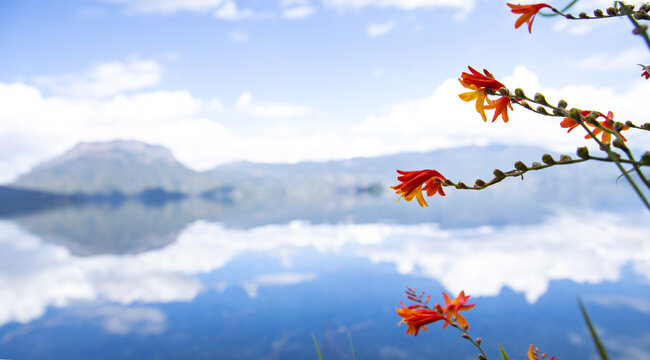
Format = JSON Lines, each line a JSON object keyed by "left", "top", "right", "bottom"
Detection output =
{"left": 0, "top": 207, "right": 647, "bottom": 328}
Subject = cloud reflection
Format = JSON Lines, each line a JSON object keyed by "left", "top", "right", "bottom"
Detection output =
{"left": 0, "top": 208, "right": 648, "bottom": 327}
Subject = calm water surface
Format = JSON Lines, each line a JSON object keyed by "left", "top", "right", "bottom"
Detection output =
{"left": 0, "top": 197, "right": 649, "bottom": 360}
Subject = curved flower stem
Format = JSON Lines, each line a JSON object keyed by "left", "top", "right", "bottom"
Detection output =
{"left": 453, "top": 324, "right": 489, "bottom": 360}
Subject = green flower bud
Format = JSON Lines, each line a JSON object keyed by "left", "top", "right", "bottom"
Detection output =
{"left": 576, "top": 146, "right": 589, "bottom": 159}
{"left": 536, "top": 106, "right": 548, "bottom": 115}
{"left": 498, "top": 87, "right": 510, "bottom": 96}
{"left": 474, "top": 179, "right": 486, "bottom": 187}
{"left": 531, "top": 162, "right": 542, "bottom": 168}
{"left": 613, "top": 121, "right": 626, "bottom": 132}
{"left": 542, "top": 154, "right": 555, "bottom": 164}
{"left": 514, "top": 88, "right": 525, "bottom": 98}
{"left": 457, "top": 182, "right": 468, "bottom": 189}
{"left": 568, "top": 108, "right": 582, "bottom": 120}
{"left": 514, "top": 161, "right": 528, "bottom": 171}
{"left": 612, "top": 139, "right": 626, "bottom": 150}
{"left": 553, "top": 108, "right": 566, "bottom": 116}
{"left": 493, "top": 169, "right": 506, "bottom": 180}
{"left": 606, "top": 7, "right": 618, "bottom": 15}
{"left": 625, "top": 120, "right": 634, "bottom": 127}
{"left": 643, "top": 123, "right": 650, "bottom": 130}
{"left": 559, "top": 154, "right": 572, "bottom": 162}
{"left": 579, "top": 12, "right": 588, "bottom": 18}
{"left": 557, "top": 99, "right": 568, "bottom": 108}
{"left": 566, "top": 13, "right": 576, "bottom": 19}
{"left": 633, "top": 24, "right": 648, "bottom": 35}
{"left": 594, "top": 9, "right": 604, "bottom": 17}
{"left": 476, "top": 337, "right": 482, "bottom": 345}
{"left": 534, "top": 92, "right": 548, "bottom": 105}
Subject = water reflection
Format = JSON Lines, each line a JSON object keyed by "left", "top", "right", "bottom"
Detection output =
{"left": 1, "top": 208, "right": 648, "bottom": 329}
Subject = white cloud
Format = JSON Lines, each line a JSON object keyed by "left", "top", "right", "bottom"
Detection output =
{"left": 571, "top": 47, "right": 650, "bottom": 71}
{"left": 352, "top": 65, "right": 650, "bottom": 155}
{"left": 101, "top": 0, "right": 227, "bottom": 14}
{"left": 234, "top": 91, "right": 312, "bottom": 118}
{"left": 214, "top": 1, "right": 256, "bottom": 20}
{"left": 366, "top": 20, "right": 396, "bottom": 37}
{"left": 282, "top": 5, "right": 316, "bottom": 19}
{"left": 322, "top": 0, "right": 474, "bottom": 18}
{"left": 33, "top": 59, "right": 162, "bottom": 99}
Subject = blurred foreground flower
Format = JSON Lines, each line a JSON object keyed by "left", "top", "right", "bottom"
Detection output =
{"left": 640, "top": 64, "right": 650, "bottom": 79}
{"left": 396, "top": 288, "right": 475, "bottom": 336}
{"left": 391, "top": 169, "right": 447, "bottom": 207}
{"left": 507, "top": 3, "right": 553, "bottom": 33}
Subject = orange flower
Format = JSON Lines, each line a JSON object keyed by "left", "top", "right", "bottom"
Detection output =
{"left": 589, "top": 111, "right": 628, "bottom": 143}
{"left": 459, "top": 80, "right": 491, "bottom": 121}
{"left": 459, "top": 67, "right": 506, "bottom": 121}
{"left": 507, "top": 3, "right": 553, "bottom": 33}
{"left": 484, "top": 96, "right": 513, "bottom": 122}
{"left": 391, "top": 169, "right": 447, "bottom": 207}
{"left": 396, "top": 302, "right": 448, "bottom": 336}
{"left": 527, "top": 344, "right": 559, "bottom": 360}
{"left": 560, "top": 110, "right": 594, "bottom": 133}
{"left": 441, "top": 291, "right": 475, "bottom": 329}
{"left": 460, "top": 66, "right": 505, "bottom": 90}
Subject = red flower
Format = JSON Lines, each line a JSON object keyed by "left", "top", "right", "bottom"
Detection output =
{"left": 460, "top": 66, "right": 505, "bottom": 91}
{"left": 484, "top": 96, "right": 514, "bottom": 122}
{"left": 507, "top": 3, "right": 553, "bottom": 33}
{"left": 640, "top": 64, "right": 649, "bottom": 79}
{"left": 396, "top": 302, "right": 448, "bottom": 336}
{"left": 391, "top": 169, "right": 447, "bottom": 208}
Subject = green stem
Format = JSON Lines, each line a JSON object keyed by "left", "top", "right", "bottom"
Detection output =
{"left": 618, "top": 1, "right": 650, "bottom": 52}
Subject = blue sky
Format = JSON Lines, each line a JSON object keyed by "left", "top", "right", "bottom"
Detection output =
{"left": 1, "top": 0, "right": 649, "bottom": 182}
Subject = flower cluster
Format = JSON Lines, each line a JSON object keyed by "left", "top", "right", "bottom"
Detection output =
{"left": 459, "top": 66, "right": 513, "bottom": 123}
{"left": 391, "top": 169, "right": 447, "bottom": 207}
{"left": 527, "top": 344, "right": 559, "bottom": 360}
{"left": 396, "top": 288, "right": 474, "bottom": 336}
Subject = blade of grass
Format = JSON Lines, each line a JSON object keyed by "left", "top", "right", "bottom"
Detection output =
{"left": 578, "top": 297, "right": 610, "bottom": 360}
{"left": 348, "top": 331, "right": 356, "bottom": 360}
{"left": 498, "top": 344, "right": 511, "bottom": 360}
{"left": 312, "top": 334, "right": 323, "bottom": 360}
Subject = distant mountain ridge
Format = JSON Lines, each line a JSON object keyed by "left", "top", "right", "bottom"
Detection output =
{"left": 14, "top": 140, "right": 197, "bottom": 195}
{"left": 9, "top": 140, "right": 642, "bottom": 211}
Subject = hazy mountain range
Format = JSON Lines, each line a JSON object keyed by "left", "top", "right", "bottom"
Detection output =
{"left": 2, "top": 139, "right": 645, "bottom": 214}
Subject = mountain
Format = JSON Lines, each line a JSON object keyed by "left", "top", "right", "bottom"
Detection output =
{"left": 9, "top": 140, "right": 645, "bottom": 211}
{"left": 13, "top": 140, "right": 197, "bottom": 195}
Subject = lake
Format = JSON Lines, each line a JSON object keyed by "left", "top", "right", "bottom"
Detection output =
{"left": 0, "top": 195, "right": 649, "bottom": 360}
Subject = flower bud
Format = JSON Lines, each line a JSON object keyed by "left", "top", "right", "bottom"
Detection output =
{"left": 594, "top": 9, "right": 604, "bottom": 17}
{"left": 536, "top": 106, "right": 548, "bottom": 115}
{"left": 643, "top": 123, "right": 650, "bottom": 130}
{"left": 493, "top": 169, "right": 506, "bottom": 180}
{"left": 461, "top": 333, "right": 470, "bottom": 339}
{"left": 498, "top": 87, "right": 510, "bottom": 96}
{"left": 559, "top": 154, "right": 572, "bottom": 162}
{"left": 514, "top": 161, "right": 528, "bottom": 171}
{"left": 474, "top": 179, "right": 486, "bottom": 187}
{"left": 476, "top": 337, "right": 482, "bottom": 345}
{"left": 557, "top": 99, "right": 568, "bottom": 108}
{"left": 457, "top": 182, "right": 468, "bottom": 189}
{"left": 542, "top": 154, "right": 555, "bottom": 165}
{"left": 566, "top": 13, "right": 576, "bottom": 19}
{"left": 606, "top": 7, "right": 618, "bottom": 15}
{"left": 514, "top": 88, "right": 525, "bottom": 98}
{"left": 531, "top": 162, "right": 542, "bottom": 168}
{"left": 478, "top": 355, "right": 487, "bottom": 360}
{"left": 520, "top": 101, "right": 532, "bottom": 110}
{"left": 444, "top": 179, "right": 454, "bottom": 186}
{"left": 613, "top": 121, "right": 626, "bottom": 132}
{"left": 625, "top": 120, "right": 634, "bottom": 127}
{"left": 568, "top": 108, "right": 582, "bottom": 120}
{"left": 534, "top": 92, "right": 548, "bottom": 105}
{"left": 641, "top": 151, "right": 650, "bottom": 165}
{"left": 612, "top": 139, "right": 626, "bottom": 150}
{"left": 576, "top": 146, "right": 589, "bottom": 159}
{"left": 553, "top": 108, "right": 566, "bottom": 116}
{"left": 633, "top": 24, "right": 648, "bottom": 35}
{"left": 579, "top": 12, "right": 588, "bottom": 18}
